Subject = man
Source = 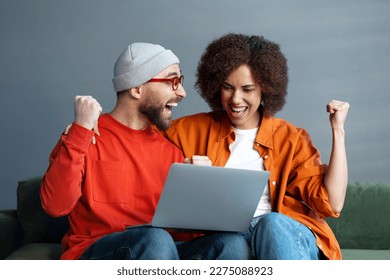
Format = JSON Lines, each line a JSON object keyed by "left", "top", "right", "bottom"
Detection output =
{"left": 40, "top": 42, "right": 249, "bottom": 260}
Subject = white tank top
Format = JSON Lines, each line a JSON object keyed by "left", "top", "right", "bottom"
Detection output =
{"left": 225, "top": 127, "right": 271, "bottom": 217}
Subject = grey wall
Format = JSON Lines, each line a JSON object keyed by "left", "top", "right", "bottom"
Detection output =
{"left": 1, "top": 0, "right": 389, "bottom": 209}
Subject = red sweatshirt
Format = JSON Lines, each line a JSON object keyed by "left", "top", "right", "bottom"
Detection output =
{"left": 40, "top": 114, "right": 197, "bottom": 260}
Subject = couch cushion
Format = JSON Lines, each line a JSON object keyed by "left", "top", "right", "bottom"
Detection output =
{"left": 5, "top": 243, "right": 62, "bottom": 260}
{"left": 0, "top": 210, "right": 22, "bottom": 259}
{"left": 327, "top": 182, "right": 390, "bottom": 250}
{"left": 17, "top": 176, "right": 69, "bottom": 245}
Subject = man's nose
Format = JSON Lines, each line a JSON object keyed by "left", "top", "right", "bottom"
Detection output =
{"left": 175, "top": 84, "right": 186, "bottom": 98}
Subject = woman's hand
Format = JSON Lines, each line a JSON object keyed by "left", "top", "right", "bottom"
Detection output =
{"left": 324, "top": 100, "right": 350, "bottom": 214}
{"left": 183, "top": 155, "right": 212, "bottom": 166}
{"left": 326, "top": 100, "right": 350, "bottom": 131}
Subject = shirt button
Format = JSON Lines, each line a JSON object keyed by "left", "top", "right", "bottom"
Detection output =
{"left": 272, "top": 181, "right": 276, "bottom": 185}
{"left": 264, "top": 155, "right": 268, "bottom": 159}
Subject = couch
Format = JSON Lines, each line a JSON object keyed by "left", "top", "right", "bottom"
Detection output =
{"left": 1, "top": 176, "right": 389, "bottom": 260}
{"left": 326, "top": 182, "right": 390, "bottom": 260}
{"left": 0, "top": 176, "right": 68, "bottom": 260}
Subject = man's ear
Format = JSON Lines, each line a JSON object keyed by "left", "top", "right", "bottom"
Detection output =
{"left": 129, "top": 86, "right": 142, "bottom": 100}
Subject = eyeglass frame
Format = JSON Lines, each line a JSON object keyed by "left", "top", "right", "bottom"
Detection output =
{"left": 147, "top": 75, "right": 184, "bottom": 91}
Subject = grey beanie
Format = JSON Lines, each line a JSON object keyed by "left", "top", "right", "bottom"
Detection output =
{"left": 112, "top": 42, "right": 180, "bottom": 92}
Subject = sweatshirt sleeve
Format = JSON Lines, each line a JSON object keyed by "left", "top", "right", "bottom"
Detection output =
{"left": 40, "top": 123, "right": 95, "bottom": 217}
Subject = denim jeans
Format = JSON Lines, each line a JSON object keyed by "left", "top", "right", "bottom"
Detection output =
{"left": 80, "top": 226, "right": 250, "bottom": 260}
{"left": 242, "top": 212, "right": 321, "bottom": 260}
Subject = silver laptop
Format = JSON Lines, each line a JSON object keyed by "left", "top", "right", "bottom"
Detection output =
{"left": 151, "top": 163, "right": 270, "bottom": 232}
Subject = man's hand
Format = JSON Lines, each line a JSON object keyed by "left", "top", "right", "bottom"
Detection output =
{"left": 64, "top": 95, "right": 103, "bottom": 144}
{"left": 326, "top": 100, "right": 350, "bottom": 130}
{"left": 183, "top": 155, "right": 212, "bottom": 166}
{"left": 74, "top": 95, "right": 102, "bottom": 131}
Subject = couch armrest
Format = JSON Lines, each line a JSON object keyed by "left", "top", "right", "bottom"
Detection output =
{"left": 0, "top": 210, "right": 23, "bottom": 259}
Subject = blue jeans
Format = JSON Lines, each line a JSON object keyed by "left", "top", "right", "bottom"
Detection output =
{"left": 80, "top": 226, "right": 250, "bottom": 260}
{"left": 242, "top": 212, "right": 321, "bottom": 260}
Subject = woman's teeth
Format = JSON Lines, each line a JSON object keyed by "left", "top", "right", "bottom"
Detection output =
{"left": 231, "top": 106, "right": 246, "bottom": 112}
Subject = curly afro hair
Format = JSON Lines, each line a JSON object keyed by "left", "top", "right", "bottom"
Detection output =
{"left": 195, "top": 33, "right": 288, "bottom": 117}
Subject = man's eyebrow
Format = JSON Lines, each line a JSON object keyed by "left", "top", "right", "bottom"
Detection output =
{"left": 166, "top": 71, "right": 181, "bottom": 78}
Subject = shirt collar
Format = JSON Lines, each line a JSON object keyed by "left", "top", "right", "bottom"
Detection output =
{"left": 216, "top": 112, "right": 234, "bottom": 142}
{"left": 255, "top": 116, "right": 274, "bottom": 150}
{"left": 216, "top": 111, "right": 274, "bottom": 150}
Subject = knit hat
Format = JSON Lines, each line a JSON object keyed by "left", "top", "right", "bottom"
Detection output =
{"left": 112, "top": 42, "right": 180, "bottom": 92}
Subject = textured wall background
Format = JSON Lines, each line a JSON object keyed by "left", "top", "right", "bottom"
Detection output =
{"left": 1, "top": 0, "right": 389, "bottom": 209}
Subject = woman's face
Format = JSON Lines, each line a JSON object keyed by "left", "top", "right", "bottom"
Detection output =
{"left": 220, "top": 65, "right": 262, "bottom": 129}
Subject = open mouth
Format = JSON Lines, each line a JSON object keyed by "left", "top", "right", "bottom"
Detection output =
{"left": 165, "top": 102, "right": 178, "bottom": 112}
{"left": 230, "top": 105, "right": 247, "bottom": 115}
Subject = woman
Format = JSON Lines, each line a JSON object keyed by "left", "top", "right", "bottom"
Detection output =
{"left": 163, "top": 33, "right": 349, "bottom": 259}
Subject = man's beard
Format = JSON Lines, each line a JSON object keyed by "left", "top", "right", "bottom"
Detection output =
{"left": 139, "top": 103, "right": 171, "bottom": 131}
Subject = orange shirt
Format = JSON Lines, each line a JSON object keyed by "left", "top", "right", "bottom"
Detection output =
{"left": 40, "top": 114, "right": 198, "bottom": 260}
{"left": 163, "top": 111, "right": 342, "bottom": 259}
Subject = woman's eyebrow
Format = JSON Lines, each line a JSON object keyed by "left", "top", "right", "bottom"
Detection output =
{"left": 222, "top": 81, "right": 255, "bottom": 88}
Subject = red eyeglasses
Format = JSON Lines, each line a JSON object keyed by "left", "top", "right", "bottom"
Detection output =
{"left": 148, "top": 75, "right": 184, "bottom": 90}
